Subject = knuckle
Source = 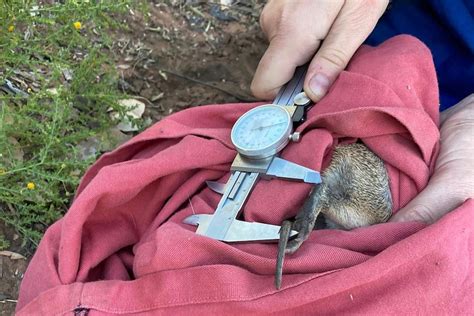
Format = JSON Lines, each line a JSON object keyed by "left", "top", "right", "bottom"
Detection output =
{"left": 319, "top": 47, "right": 350, "bottom": 69}
{"left": 274, "top": 4, "right": 293, "bottom": 31}
{"left": 357, "top": 0, "right": 389, "bottom": 16}
{"left": 409, "top": 205, "right": 437, "bottom": 224}
{"left": 259, "top": 0, "right": 292, "bottom": 39}
{"left": 343, "top": 0, "right": 389, "bottom": 27}
{"left": 441, "top": 104, "right": 474, "bottom": 132}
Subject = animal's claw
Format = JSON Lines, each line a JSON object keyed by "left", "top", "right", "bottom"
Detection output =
{"left": 285, "top": 217, "right": 313, "bottom": 253}
{"left": 285, "top": 235, "right": 304, "bottom": 254}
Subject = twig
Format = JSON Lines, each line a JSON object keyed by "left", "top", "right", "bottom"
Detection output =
{"left": 129, "top": 95, "right": 153, "bottom": 106}
{"left": 162, "top": 70, "right": 258, "bottom": 102}
{"left": 188, "top": 6, "right": 207, "bottom": 18}
{"left": 6, "top": 203, "right": 16, "bottom": 213}
{"left": 0, "top": 299, "right": 18, "bottom": 303}
{"left": 188, "top": 197, "right": 196, "bottom": 215}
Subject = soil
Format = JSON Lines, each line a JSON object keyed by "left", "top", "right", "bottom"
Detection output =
{"left": 0, "top": 225, "right": 28, "bottom": 316}
{"left": 1, "top": 2, "right": 268, "bottom": 314}
{"left": 113, "top": 1, "right": 267, "bottom": 121}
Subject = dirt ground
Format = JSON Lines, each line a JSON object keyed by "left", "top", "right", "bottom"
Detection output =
{"left": 1, "top": 1, "right": 268, "bottom": 314}
{"left": 114, "top": 1, "right": 266, "bottom": 121}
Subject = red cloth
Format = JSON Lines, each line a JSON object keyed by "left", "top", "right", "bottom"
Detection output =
{"left": 17, "top": 35, "right": 473, "bottom": 315}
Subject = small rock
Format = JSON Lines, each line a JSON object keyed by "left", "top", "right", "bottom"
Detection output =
{"left": 77, "top": 137, "right": 101, "bottom": 160}
{"left": 62, "top": 69, "right": 73, "bottom": 81}
{"left": 117, "top": 99, "right": 146, "bottom": 118}
{"left": 98, "top": 127, "right": 133, "bottom": 152}
{"left": 111, "top": 99, "right": 146, "bottom": 132}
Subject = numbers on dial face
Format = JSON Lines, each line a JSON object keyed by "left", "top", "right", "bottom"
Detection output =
{"left": 231, "top": 105, "right": 290, "bottom": 153}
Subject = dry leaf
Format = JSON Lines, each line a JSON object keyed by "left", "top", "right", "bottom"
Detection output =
{"left": 117, "top": 64, "right": 131, "bottom": 70}
{"left": 0, "top": 251, "right": 26, "bottom": 260}
{"left": 151, "top": 92, "right": 164, "bottom": 102}
{"left": 158, "top": 70, "right": 168, "bottom": 81}
{"left": 46, "top": 88, "right": 58, "bottom": 95}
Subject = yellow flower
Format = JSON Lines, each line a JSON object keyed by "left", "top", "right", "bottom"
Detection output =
{"left": 27, "top": 182, "right": 35, "bottom": 190}
{"left": 73, "top": 21, "right": 82, "bottom": 30}
{"left": 0, "top": 169, "right": 5, "bottom": 175}
{"left": 8, "top": 25, "right": 14, "bottom": 32}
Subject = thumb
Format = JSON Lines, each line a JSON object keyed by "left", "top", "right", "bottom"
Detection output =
{"left": 304, "top": 1, "right": 387, "bottom": 101}
{"left": 389, "top": 174, "right": 467, "bottom": 224}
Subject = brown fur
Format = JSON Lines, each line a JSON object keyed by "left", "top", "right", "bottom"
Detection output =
{"left": 275, "top": 143, "right": 392, "bottom": 289}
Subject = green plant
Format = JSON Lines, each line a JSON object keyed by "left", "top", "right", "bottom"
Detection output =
{"left": 0, "top": 0, "right": 133, "bottom": 250}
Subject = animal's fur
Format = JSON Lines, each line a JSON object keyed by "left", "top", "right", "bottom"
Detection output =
{"left": 275, "top": 143, "right": 392, "bottom": 289}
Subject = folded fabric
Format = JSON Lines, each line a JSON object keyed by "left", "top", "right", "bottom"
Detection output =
{"left": 17, "top": 35, "right": 473, "bottom": 315}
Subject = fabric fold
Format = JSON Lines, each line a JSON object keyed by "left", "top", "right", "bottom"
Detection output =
{"left": 18, "top": 35, "right": 472, "bottom": 315}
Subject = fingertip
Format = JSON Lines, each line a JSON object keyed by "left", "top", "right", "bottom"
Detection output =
{"left": 265, "top": 87, "right": 281, "bottom": 101}
{"left": 305, "top": 73, "right": 332, "bottom": 102}
{"left": 388, "top": 212, "right": 410, "bottom": 223}
{"left": 389, "top": 206, "right": 434, "bottom": 224}
{"left": 304, "top": 55, "right": 342, "bottom": 102}
{"left": 250, "top": 78, "right": 280, "bottom": 101}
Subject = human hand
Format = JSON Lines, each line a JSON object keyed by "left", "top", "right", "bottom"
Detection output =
{"left": 390, "top": 95, "right": 474, "bottom": 223}
{"left": 251, "top": 0, "right": 389, "bottom": 102}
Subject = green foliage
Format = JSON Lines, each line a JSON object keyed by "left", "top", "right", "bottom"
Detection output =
{"left": 0, "top": 0, "right": 132, "bottom": 249}
{"left": 0, "top": 234, "right": 10, "bottom": 250}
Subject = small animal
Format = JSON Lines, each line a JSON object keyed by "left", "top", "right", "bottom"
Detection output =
{"left": 275, "top": 143, "right": 393, "bottom": 289}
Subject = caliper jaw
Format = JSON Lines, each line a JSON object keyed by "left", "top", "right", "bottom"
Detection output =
{"left": 231, "top": 154, "right": 321, "bottom": 184}
{"left": 185, "top": 170, "right": 296, "bottom": 242}
{"left": 184, "top": 214, "right": 298, "bottom": 242}
{"left": 264, "top": 157, "right": 321, "bottom": 184}
{"left": 206, "top": 155, "right": 321, "bottom": 196}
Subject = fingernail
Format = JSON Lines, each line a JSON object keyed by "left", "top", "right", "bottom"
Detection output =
{"left": 309, "top": 74, "right": 330, "bottom": 98}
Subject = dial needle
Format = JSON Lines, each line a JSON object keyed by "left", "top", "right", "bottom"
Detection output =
{"left": 251, "top": 121, "right": 286, "bottom": 131}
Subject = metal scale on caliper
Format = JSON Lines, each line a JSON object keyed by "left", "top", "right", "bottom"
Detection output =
{"left": 183, "top": 66, "right": 321, "bottom": 242}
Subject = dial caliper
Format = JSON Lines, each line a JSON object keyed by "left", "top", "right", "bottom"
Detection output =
{"left": 183, "top": 66, "right": 321, "bottom": 242}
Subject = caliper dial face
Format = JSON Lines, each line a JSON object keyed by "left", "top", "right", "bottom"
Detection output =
{"left": 231, "top": 104, "right": 292, "bottom": 158}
